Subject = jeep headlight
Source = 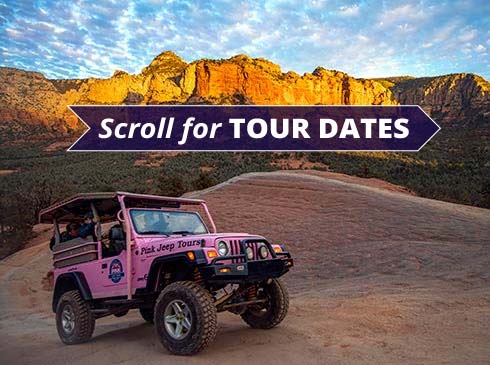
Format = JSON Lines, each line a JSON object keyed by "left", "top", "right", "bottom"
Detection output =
{"left": 259, "top": 245, "right": 269, "bottom": 259}
{"left": 217, "top": 241, "right": 229, "bottom": 256}
{"left": 246, "top": 247, "right": 254, "bottom": 260}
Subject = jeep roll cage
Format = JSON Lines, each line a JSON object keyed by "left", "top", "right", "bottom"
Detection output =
{"left": 39, "top": 192, "right": 217, "bottom": 299}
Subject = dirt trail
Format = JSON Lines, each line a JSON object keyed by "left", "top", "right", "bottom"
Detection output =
{"left": 1, "top": 171, "right": 489, "bottom": 364}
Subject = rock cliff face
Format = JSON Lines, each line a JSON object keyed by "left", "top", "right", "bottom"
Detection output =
{"left": 185, "top": 55, "right": 395, "bottom": 105}
{"left": 0, "top": 68, "right": 68, "bottom": 129}
{"left": 380, "top": 74, "right": 490, "bottom": 124}
{"left": 0, "top": 51, "right": 488, "bottom": 137}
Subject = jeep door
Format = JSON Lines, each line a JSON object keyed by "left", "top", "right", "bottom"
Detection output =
{"left": 97, "top": 249, "right": 128, "bottom": 297}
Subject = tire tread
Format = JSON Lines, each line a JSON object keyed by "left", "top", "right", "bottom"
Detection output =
{"left": 56, "top": 290, "right": 95, "bottom": 344}
{"left": 154, "top": 281, "right": 217, "bottom": 355}
{"left": 241, "top": 278, "right": 289, "bottom": 329}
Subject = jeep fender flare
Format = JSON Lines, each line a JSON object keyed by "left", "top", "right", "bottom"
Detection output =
{"left": 145, "top": 251, "right": 207, "bottom": 292}
{"left": 52, "top": 272, "right": 92, "bottom": 312}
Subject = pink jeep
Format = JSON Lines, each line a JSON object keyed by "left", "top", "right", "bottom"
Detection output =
{"left": 39, "top": 192, "right": 293, "bottom": 355}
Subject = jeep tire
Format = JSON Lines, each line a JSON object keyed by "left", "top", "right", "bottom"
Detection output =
{"left": 56, "top": 290, "right": 95, "bottom": 344}
{"left": 140, "top": 306, "right": 154, "bottom": 323}
{"left": 154, "top": 281, "right": 217, "bottom": 355}
{"left": 241, "top": 278, "right": 289, "bottom": 329}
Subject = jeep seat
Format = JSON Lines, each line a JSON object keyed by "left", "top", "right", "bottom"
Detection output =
{"left": 104, "top": 224, "right": 126, "bottom": 257}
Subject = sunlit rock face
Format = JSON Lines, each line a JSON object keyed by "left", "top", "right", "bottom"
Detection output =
{"left": 0, "top": 51, "right": 488, "bottom": 136}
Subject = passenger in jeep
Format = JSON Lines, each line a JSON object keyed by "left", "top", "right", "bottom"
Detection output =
{"left": 50, "top": 223, "right": 79, "bottom": 249}
{"left": 80, "top": 212, "right": 97, "bottom": 239}
{"left": 61, "top": 222, "right": 81, "bottom": 242}
{"left": 49, "top": 213, "right": 95, "bottom": 251}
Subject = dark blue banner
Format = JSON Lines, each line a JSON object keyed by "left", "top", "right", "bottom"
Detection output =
{"left": 68, "top": 105, "right": 440, "bottom": 151}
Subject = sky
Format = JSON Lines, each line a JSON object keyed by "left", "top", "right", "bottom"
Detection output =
{"left": 0, "top": 0, "right": 488, "bottom": 80}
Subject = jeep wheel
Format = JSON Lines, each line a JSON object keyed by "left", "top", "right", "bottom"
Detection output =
{"left": 241, "top": 278, "right": 289, "bottom": 329}
{"left": 56, "top": 290, "right": 95, "bottom": 344}
{"left": 154, "top": 281, "right": 217, "bottom": 355}
{"left": 140, "top": 307, "right": 154, "bottom": 323}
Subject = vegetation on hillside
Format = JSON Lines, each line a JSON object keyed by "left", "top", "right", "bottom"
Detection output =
{"left": 0, "top": 118, "right": 488, "bottom": 258}
{"left": 0, "top": 143, "right": 275, "bottom": 258}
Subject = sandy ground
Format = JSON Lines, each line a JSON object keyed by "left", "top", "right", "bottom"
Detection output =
{"left": 0, "top": 171, "right": 489, "bottom": 364}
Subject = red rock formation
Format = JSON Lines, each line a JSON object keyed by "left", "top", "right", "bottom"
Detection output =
{"left": 0, "top": 51, "right": 488, "bottom": 137}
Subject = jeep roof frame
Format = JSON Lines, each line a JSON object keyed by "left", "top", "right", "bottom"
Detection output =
{"left": 39, "top": 192, "right": 210, "bottom": 224}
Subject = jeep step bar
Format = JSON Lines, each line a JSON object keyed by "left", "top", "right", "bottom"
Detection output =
{"left": 91, "top": 298, "right": 146, "bottom": 319}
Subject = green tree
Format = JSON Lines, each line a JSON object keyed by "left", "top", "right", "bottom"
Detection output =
{"left": 158, "top": 174, "right": 186, "bottom": 197}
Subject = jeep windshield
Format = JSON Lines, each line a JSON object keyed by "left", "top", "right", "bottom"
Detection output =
{"left": 129, "top": 209, "right": 208, "bottom": 236}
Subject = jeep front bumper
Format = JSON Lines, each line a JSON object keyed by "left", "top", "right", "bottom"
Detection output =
{"left": 200, "top": 246, "right": 293, "bottom": 284}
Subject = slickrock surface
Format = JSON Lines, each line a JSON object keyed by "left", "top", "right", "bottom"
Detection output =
{"left": 1, "top": 171, "right": 488, "bottom": 364}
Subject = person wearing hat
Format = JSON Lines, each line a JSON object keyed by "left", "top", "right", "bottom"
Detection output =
{"left": 48, "top": 212, "right": 98, "bottom": 250}
{"left": 79, "top": 212, "right": 98, "bottom": 239}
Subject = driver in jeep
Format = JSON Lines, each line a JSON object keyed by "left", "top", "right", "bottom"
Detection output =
{"left": 101, "top": 223, "right": 126, "bottom": 257}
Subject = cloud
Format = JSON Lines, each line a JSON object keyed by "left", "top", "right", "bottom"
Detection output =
{"left": 338, "top": 5, "right": 360, "bottom": 17}
{"left": 0, "top": 0, "right": 488, "bottom": 80}
{"left": 377, "top": 3, "right": 430, "bottom": 28}
{"left": 458, "top": 28, "right": 478, "bottom": 42}
{"left": 432, "top": 21, "right": 460, "bottom": 43}
{"left": 475, "top": 44, "right": 486, "bottom": 52}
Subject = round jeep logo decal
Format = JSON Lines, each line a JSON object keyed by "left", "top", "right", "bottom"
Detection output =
{"left": 108, "top": 259, "right": 125, "bottom": 283}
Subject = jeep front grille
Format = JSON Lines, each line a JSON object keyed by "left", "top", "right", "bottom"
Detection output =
{"left": 227, "top": 239, "right": 269, "bottom": 262}
{"left": 228, "top": 239, "right": 244, "bottom": 263}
